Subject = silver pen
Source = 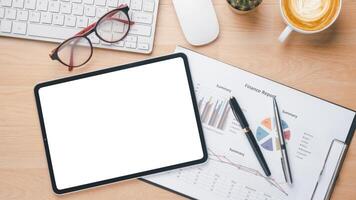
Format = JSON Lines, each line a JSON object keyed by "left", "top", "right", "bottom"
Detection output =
{"left": 273, "top": 97, "right": 293, "bottom": 184}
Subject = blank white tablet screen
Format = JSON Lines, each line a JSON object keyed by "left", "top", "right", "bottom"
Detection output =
{"left": 38, "top": 57, "right": 204, "bottom": 190}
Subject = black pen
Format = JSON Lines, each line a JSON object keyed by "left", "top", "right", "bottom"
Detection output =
{"left": 229, "top": 96, "right": 271, "bottom": 177}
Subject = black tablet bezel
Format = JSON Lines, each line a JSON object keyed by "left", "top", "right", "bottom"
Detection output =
{"left": 34, "top": 53, "right": 208, "bottom": 194}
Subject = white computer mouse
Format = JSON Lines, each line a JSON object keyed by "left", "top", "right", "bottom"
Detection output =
{"left": 172, "top": 0, "right": 220, "bottom": 46}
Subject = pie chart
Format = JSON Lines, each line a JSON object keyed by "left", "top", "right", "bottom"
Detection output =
{"left": 255, "top": 118, "right": 291, "bottom": 151}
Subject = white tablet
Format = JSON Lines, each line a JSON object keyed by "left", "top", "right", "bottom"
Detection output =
{"left": 34, "top": 53, "right": 207, "bottom": 194}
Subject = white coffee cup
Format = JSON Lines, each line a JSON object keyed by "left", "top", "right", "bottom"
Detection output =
{"left": 278, "top": 0, "right": 342, "bottom": 43}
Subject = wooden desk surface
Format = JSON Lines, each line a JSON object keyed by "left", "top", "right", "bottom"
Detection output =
{"left": 1, "top": 0, "right": 355, "bottom": 199}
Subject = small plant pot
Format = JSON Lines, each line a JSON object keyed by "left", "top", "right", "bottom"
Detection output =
{"left": 227, "top": 0, "right": 262, "bottom": 14}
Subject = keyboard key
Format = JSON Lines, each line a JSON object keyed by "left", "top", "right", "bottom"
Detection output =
{"left": 12, "top": 21, "right": 27, "bottom": 34}
{"left": 53, "top": 13, "right": 64, "bottom": 25}
{"left": 137, "top": 43, "right": 148, "bottom": 50}
{"left": 114, "top": 40, "right": 124, "bottom": 47}
{"left": 0, "top": 20, "right": 12, "bottom": 32}
{"left": 129, "top": 24, "right": 150, "bottom": 36}
{"left": 64, "top": 15, "right": 76, "bottom": 26}
{"left": 0, "top": 20, "right": 12, "bottom": 33}
{"left": 60, "top": 2, "right": 72, "bottom": 14}
{"left": 0, "top": 8, "right": 4, "bottom": 18}
{"left": 125, "top": 41, "right": 136, "bottom": 48}
{"left": 72, "top": 3, "right": 83, "bottom": 15}
{"left": 28, "top": 23, "right": 79, "bottom": 39}
{"left": 71, "top": 0, "right": 82, "bottom": 3}
{"left": 130, "top": 0, "right": 141, "bottom": 10}
{"left": 1, "top": 0, "right": 12, "bottom": 7}
{"left": 138, "top": 35, "right": 149, "bottom": 43}
{"left": 84, "top": 5, "right": 95, "bottom": 16}
{"left": 132, "top": 12, "right": 152, "bottom": 24}
{"left": 107, "top": 0, "right": 117, "bottom": 7}
{"left": 40, "top": 12, "right": 52, "bottom": 24}
{"left": 13, "top": 0, "right": 24, "bottom": 8}
{"left": 96, "top": 6, "right": 106, "bottom": 17}
{"left": 48, "top": 1, "right": 60, "bottom": 12}
{"left": 37, "top": 0, "right": 48, "bottom": 11}
{"left": 24, "top": 0, "right": 36, "bottom": 10}
{"left": 83, "top": 0, "right": 93, "bottom": 4}
{"left": 125, "top": 35, "right": 136, "bottom": 42}
{"left": 142, "top": 0, "right": 154, "bottom": 12}
{"left": 77, "top": 16, "right": 88, "bottom": 27}
{"left": 5, "top": 8, "right": 16, "bottom": 19}
{"left": 29, "top": 11, "right": 40, "bottom": 22}
{"left": 94, "top": 0, "right": 105, "bottom": 6}
{"left": 17, "top": 10, "right": 28, "bottom": 21}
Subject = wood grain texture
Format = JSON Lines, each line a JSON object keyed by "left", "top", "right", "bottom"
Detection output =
{"left": 0, "top": 0, "right": 355, "bottom": 199}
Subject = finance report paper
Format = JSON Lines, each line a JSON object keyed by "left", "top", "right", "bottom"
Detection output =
{"left": 144, "top": 47, "right": 355, "bottom": 200}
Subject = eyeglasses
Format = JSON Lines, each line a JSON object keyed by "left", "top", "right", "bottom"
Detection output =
{"left": 49, "top": 5, "right": 134, "bottom": 71}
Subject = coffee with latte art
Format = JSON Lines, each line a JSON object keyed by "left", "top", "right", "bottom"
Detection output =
{"left": 282, "top": 0, "right": 340, "bottom": 31}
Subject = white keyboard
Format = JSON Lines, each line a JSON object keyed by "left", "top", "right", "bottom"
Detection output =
{"left": 0, "top": 0, "right": 159, "bottom": 54}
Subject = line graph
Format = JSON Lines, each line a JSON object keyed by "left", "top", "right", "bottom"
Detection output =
{"left": 208, "top": 148, "right": 288, "bottom": 196}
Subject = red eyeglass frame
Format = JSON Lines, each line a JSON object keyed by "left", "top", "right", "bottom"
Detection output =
{"left": 49, "top": 5, "right": 134, "bottom": 71}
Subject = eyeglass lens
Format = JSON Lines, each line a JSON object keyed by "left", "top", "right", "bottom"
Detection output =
{"left": 96, "top": 10, "right": 130, "bottom": 43}
{"left": 57, "top": 37, "right": 92, "bottom": 67}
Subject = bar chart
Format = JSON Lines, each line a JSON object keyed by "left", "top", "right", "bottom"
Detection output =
{"left": 197, "top": 97, "right": 230, "bottom": 131}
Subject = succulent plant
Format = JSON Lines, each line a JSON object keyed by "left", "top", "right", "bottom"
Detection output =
{"left": 227, "top": 0, "right": 262, "bottom": 12}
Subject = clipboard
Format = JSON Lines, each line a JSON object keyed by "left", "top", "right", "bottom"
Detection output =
{"left": 143, "top": 46, "right": 356, "bottom": 200}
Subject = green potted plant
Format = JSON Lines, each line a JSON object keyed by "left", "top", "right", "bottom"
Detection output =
{"left": 227, "top": 0, "right": 262, "bottom": 14}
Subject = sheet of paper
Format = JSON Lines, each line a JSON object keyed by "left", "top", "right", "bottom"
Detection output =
{"left": 144, "top": 47, "right": 355, "bottom": 200}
